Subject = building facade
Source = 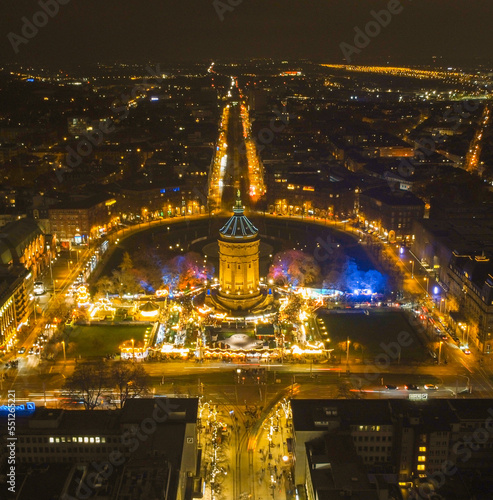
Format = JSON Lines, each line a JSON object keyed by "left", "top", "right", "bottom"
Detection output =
{"left": 359, "top": 186, "right": 425, "bottom": 242}
{"left": 0, "top": 218, "right": 50, "bottom": 278}
{"left": 412, "top": 218, "right": 493, "bottom": 353}
{"left": 291, "top": 399, "right": 493, "bottom": 500}
{"left": 0, "top": 267, "right": 32, "bottom": 349}
{"left": 49, "top": 195, "right": 116, "bottom": 244}
{"left": 1, "top": 398, "right": 200, "bottom": 500}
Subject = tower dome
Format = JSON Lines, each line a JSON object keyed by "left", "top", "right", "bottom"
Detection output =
{"left": 219, "top": 191, "right": 258, "bottom": 240}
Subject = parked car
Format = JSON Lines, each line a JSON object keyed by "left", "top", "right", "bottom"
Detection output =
{"left": 405, "top": 384, "right": 420, "bottom": 390}
{"left": 424, "top": 384, "right": 438, "bottom": 390}
{"left": 385, "top": 384, "right": 398, "bottom": 390}
{"left": 18, "top": 347, "right": 26, "bottom": 354}
{"left": 34, "top": 281, "right": 46, "bottom": 295}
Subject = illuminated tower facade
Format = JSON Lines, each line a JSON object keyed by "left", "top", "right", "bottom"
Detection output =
{"left": 217, "top": 192, "right": 262, "bottom": 311}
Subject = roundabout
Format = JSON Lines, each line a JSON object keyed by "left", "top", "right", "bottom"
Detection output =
{"left": 83, "top": 200, "right": 389, "bottom": 366}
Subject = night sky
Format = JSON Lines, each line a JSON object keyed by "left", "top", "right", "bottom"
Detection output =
{"left": 0, "top": 0, "right": 491, "bottom": 67}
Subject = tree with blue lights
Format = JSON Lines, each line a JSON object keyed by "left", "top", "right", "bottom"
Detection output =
{"left": 324, "top": 259, "right": 387, "bottom": 295}
{"left": 161, "top": 252, "right": 214, "bottom": 293}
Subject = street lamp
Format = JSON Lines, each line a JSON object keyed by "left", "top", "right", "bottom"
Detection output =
{"left": 61, "top": 340, "right": 66, "bottom": 362}
{"left": 424, "top": 277, "right": 429, "bottom": 296}
{"left": 438, "top": 341, "right": 443, "bottom": 365}
{"left": 346, "top": 336, "right": 350, "bottom": 372}
{"left": 32, "top": 296, "right": 38, "bottom": 321}
{"left": 409, "top": 260, "right": 414, "bottom": 278}
{"left": 49, "top": 255, "right": 54, "bottom": 290}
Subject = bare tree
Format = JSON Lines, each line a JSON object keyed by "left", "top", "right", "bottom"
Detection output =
{"left": 110, "top": 361, "right": 150, "bottom": 408}
{"left": 95, "top": 275, "right": 114, "bottom": 298}
{"left": 64, "top": 361, "right": 108, "bottom": 410}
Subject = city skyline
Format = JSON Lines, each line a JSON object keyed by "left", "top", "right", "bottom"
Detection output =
{"left": 2, "top": 4, "right": 493, "bottom": 498}
{"left": 0, "top": 0, "right": 492, "bottom": 67}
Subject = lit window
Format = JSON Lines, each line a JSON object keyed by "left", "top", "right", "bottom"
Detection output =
{"left": 90, "top": 437, "right": 94, "bottom": 443}
{"left": 419, "top": 447, "right": 426, "bottom": 452}
{"left": 418, "top": 456, "right": 426, "bottom": 462}
{"left": 73, "top": 437, "right": 77, "bottom": 442}
{"left": 78, "top": 437, "right": 83, "bottom": 443}
{"left": 95, "top": 437, "right": 100, "bottom": 443}
{"left": 49, "top": 437, "right": 54, "bottom": 443}
{"left": 61, "top": 437, "right": 65, "bottom": 443}
{"left": 417, "top": 465, "right": 425, "bottom": 471}
{"left": 84, "top": 437, "right": 89, "bottom": 443}
{"left": 101, "top": 437, "right": 106, "bottom": 443}
{"left": 55, "top": 438, "right": 60, "bottom": 443}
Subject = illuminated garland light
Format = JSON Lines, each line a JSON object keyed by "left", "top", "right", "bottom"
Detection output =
{"left": 140, "top": 308, "right": 158, "bottom": 318}
{"left": 120, "top": 343, "right": 148, "bottom": 359}
{"left": 139, "top": 301, "right": 159, "bottom": 317}
{"left": 160, "top": 344, "right": 189, "bottom": 357}
{"left": 76, "top": 285, "right": 91, "bottom": 307}
{"left": 89, "top": 299, "right": 116, "bottom": 319}
{"left": 291, "top": 345, "right": 325, "bottom": 355}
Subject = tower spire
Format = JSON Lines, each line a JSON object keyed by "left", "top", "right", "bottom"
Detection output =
{"left": 234, "top": 189, "right": 243, "bottom": 213}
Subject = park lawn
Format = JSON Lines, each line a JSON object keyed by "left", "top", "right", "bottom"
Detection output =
{"left": 64, "top": 324, "right": 148, "bottom": 358}
{"left": 319, "top": 311, "right": 427, "bottom": 363}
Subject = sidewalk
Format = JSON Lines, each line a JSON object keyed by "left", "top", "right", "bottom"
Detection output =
{"left": 252, "top": 402, "right": 294, "bottom": 500}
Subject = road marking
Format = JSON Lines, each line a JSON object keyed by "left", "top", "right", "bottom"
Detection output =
{"left": 460, "top": 360, "right": 472, "bottom": 373}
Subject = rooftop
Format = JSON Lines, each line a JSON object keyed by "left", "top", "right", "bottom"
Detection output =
{"left": 49, "top": 193, "right": 113, "bottom": 210}
{"left": 219, "top": 191, "right": 258, "bottom": 240}
{"left": 417, "top": 218, "right": 493, "bottom": 255}
{"left": 360, "top": 185, "right": 425, "bottom": 208}
{"left": 306, "top": 435, "right": 379, "bottom": 500}
{"left": 0, "top": 217, "right": 42, "bottom": 262}
{"left": 291, "top": 400, "right": 394, "bottom": 431}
